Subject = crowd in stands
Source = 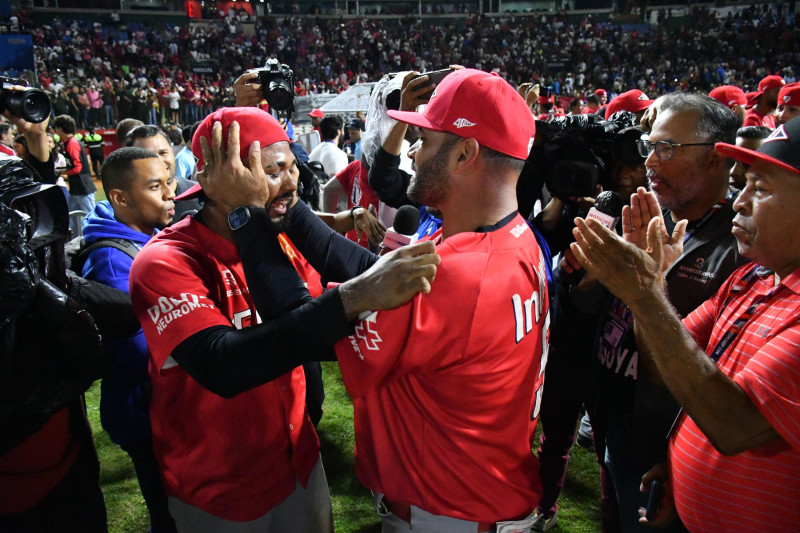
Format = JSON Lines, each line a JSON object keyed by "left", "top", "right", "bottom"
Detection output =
{"left": 15, "top": 2, "right": 797, "bottom": 129}
{"left": 3, "top": 4, "right": 800, "bottom": 532}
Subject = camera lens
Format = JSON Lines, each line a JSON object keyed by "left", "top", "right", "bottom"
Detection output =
{"left": 3, "top": 88, "right": 52, "bottom": 123}
{"left": 266, "top": 80, "right": 293, "bottom": 111}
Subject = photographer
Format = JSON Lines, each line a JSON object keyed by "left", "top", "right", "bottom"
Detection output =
{"left": 0, "top": 107, "right": 139, "bottom": 531}
{"left": 529, "top": 112, "right": 649, "bottom": 533}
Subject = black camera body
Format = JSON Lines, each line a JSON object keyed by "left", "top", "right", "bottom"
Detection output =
{"left": 251, "top": 59, "right": 294, "bottom": 116}
{"left": 534, "top": 111, "right": 644, "bottom": 201}
{"left": 0, "top": 76, "right": 52, "bottom": 124}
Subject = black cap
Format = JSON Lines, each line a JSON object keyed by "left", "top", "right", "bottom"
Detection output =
{"left": 715, "top": 116, "right": 800, "bottom": 175}
{"left": 347, "top": 118, "right": 365, "bottom": 131}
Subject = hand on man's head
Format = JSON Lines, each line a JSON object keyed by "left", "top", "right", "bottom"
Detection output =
{"left": 197, "top": 120, "right": 270, "bottom": 213}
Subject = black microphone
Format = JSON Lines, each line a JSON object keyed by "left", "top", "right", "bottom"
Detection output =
{"left": 565, "top": 190, "right": 624, "bottom": 284}
{"left": 586, "top": 190, "right": 625, "bottom": 230}
{"left": 380, "top": 205, "right": 421, "bottom": 255}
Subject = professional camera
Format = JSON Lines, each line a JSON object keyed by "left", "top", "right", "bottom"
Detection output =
{"left": 0, "top": 77, "right": 52, "bottom": 124}
{"left": 251, "top": 58, "right": 294, "bottom": 116}
{"left": 533, "top": 111, "right": 644, "bottom": 201}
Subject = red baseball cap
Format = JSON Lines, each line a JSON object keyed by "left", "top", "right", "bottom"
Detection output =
{"left": 715, "top": 117, "right": 800, "bottom": 176}
{"left": 778, "top": 83, "right": 800, "bottom": 107}
{"left": 538, "top": 95, "right": 555, "bottom": 105}
{"left": 749, "top": 75, "right": 786, "bottom": 104}
{"left": 308, "top": 108, "right": 324, "bottom": 118}
{"left": 745, "top": 91, "right": 759, "bottom": 108}
{"left": 387, "top": 69, "right": 535, "bottom": 160}
{"left": 176, "top": 107, "right": 290, "bottom": 201}
{"left": 594, "top": 88, "right": 607, "bottom": 96}
{"left": 709, "top": 85, "right": 747, "bottom": 109}
{"left": 604, "top": 89, "right": 655, "bottom": 119}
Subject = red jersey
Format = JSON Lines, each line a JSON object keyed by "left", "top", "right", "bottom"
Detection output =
{"left": 743, "top": 108, "right": 777, "bottom": 129}
{"left": 673, "top": 264, "right": 800, "bottom": 532}
{"left": 335, "top": 161, "right": 380, "bottom": 248}
{"left": 129, "top": 217, "right": 320, "bottom": 521}
{"left": 334, "top": 214, "right": 549, "bottom": 524}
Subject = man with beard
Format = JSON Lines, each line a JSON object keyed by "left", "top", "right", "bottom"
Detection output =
{"left": 128, "top": 107, "right": 440, "bottom": 532}
{"left": 126, "top": 125, "right": 201, "bottom": 221}
{"left": 744, "top": 75, "right": 785, "bottom": 129}
{"left": 570, "top": 93, "right": 749, "bottom": 532}
{"left": 202, "top": 69, "right": 549, "bottom": 532}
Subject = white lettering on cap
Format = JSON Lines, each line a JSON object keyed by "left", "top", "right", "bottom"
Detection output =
{"left": 453, "top": 118, "right": 476, "bottom": 128}
{"left": 637, "top": 93, "right": 648, "bottom": 100}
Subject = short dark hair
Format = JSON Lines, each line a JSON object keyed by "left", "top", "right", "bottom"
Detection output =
{"left": 0, "top": 123, "right": 12, "bottom": 137}
{"left": 53, "top": 114, "right": 76, "bottom": 134}
{"left": 481, "top": 144, "right": 525, "bottom": 174}
{"left": 182, "top": 124, "right": 194, "bottom": 144}
{"left": 736, "top": 126, "right": 772, "bottom": 140}
{"left": 167, "top": 129, "right": 183, "bottom": 146}
{"left": 101, "top": 147, "right": 159, "bottom": 195}
{"left": 570, "top": 98, "right": 583, "bottom": 109}
{"left": 586, "top": 94, "right": 601, "bottom": 106}
{"left": 126, "top": 124, "right": 171, "bottom": 147}
{"left": 319, "top": 116, "right": 343, "bottom": 141}
{"left": 116, "top": 118, "right": 144, "bottom": 145}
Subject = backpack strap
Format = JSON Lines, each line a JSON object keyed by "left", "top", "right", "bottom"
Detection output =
{"left": 80, "top": 238, "right": 140, "bottom": 262}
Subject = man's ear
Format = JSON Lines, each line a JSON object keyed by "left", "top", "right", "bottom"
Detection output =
{"left": 107, "top": 188, "right": 128, "bottom": 208}
{"left": 706, "top": 146, "right": 729, "bottom": 172}
{"left": 455, "top": 138, "right": 480, "bottom": 167}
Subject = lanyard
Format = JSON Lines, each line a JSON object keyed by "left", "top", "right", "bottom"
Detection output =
{"left": 679, "top": 189, "right": 736, "bottom": 244}
{"left": 709, "top": 265, "right": 777, "bottom": 362}
{"left": 667, "top": 264, "right": 775, "bottom": 438}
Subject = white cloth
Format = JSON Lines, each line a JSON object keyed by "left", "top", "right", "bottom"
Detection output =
{"left": 308, "top": 142, "right": 348, "bottom": 177}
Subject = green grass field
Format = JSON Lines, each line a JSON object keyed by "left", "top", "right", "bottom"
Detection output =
{"left": 87, "top": 362, "right": 602, "bottom": 532}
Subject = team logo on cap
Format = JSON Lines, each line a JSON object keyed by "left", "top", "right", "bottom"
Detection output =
{"left": 637, "top": 93, "right": 648, "bottom": 101}
{"left": 765, "top": 124, "right": 789, "bottom": 143}
{"left": 785, "top": 95, "right": 792, "bottom": 103}
{"left": 453, "top": 118, "right": 476, "bottom": 128}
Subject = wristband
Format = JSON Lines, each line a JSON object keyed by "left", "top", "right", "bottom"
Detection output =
{"left": 350, "top": 205, "right": 364, "bottom": 219}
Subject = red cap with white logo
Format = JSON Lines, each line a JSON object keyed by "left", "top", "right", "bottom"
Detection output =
{"left": 604, "top": 89, "right": 655, "bottom": 119}
{"left": 709, "top": 85, "right": 747, "bottom": 109}
{"left": 778, "top": 83, "right": 800, "bottom": 107}
{"left": 387, "top": 69, "right": 535, "bottom": 160}
{"left": 748, "top": 75, "right": 786, "bottom": 105}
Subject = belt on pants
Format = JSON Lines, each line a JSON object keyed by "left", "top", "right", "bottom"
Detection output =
{"left": 381, "top": 498, "right": 497, "bottom": 532}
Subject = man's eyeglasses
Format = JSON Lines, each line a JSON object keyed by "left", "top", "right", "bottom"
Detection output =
{"left": 637, "top": 139, "right": 715, "bottom": 161}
